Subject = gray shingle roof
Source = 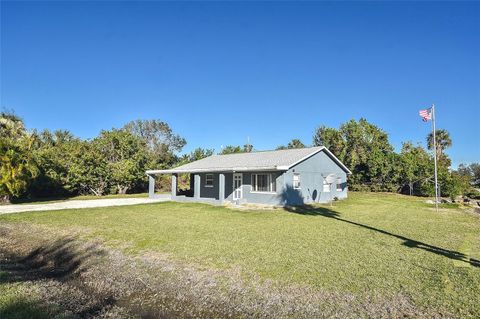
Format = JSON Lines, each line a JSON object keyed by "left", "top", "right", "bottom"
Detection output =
{"left": 147, "top": 146, "right": 351, "bottom": 174}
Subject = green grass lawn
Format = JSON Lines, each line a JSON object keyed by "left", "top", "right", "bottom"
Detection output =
{"left": 1, "top": 192, "right": 479, "bottom": 317}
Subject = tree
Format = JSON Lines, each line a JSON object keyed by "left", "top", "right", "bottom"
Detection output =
{"left": 93, "top": 129, "right": 150, "bottom": 194}
{"left": 0, "top": 111, "right": 38, "bottom": 202}
{"left": 312, "top": 126, "right": 346, "bottom": 159}
{"left": 30, "top": 129, "right": 80, "bottom": 197}
{"left": 220, "top": 145, "right": 243, "bottom": 155}
{"left": 287, "top": 139, "right": 305, "bottom": 149}
{"left": 0, "top": 138, "right": 39, "bottom": 203}
{"left": 243, "top": 143, "right": 253, "bottom": 152}
{"left": 398, "top": 142, "right": 432, "bottom": 195}
{"left": 123, "top": 119, "right": 186, "bottom": 167}
{"left": 313, "top": 118, "right": 396, "bottom": 191}
{"left": 0, "top": 111, "right": 26, "bottom": 139}
{"left": 187, "top": 147, "right": 215, "bottom": 162}
{"left": 427, "top": 129, "right": 452, "bottom": 159}
{"left": 34, "top": 132, "right": 142, "bottom": 197}
{"left": 458, "top": 163, "right": 480, "bottom": 187}
{"left": 471, "top": 164, "right": 480, "bottom": 186}
{"left": 68, "top": 141, "right": 110, "bottom": 196}
{"left": 1, "top": 112, "right": 192, "bottom": 198}
{"left": 425, "top": 129, "right": 453, "bottom": 197}
{"left": 277, "top": 139, "right": 306, "bottom": 150}
{"left": 439, "top": 170, "right": 470, "bottom": 200}
{"left": 34, "top": 129, "right": 76, "bottom": 147}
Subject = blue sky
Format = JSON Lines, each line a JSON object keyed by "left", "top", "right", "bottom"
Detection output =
{"left": 1, "top": 1, "right": 479, "bottom": 167}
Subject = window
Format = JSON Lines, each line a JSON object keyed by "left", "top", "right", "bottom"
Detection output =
{"left": 323, "top": 179, "right": 330, "bottom": 192}
{"left": 293, "top": 174, "right": 301, "bottom": 189}
{"left": 205, "top": 174, "right": 214, "bottom": 187}
{"left": 251, "top": 173, "right": 276, "bottom": 192}
{"left": 336, "top": 178, "right": 342, "bottom": 191}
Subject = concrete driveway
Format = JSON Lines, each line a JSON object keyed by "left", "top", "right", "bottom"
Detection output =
{"left": 0, "top": 196, "right": 170, "bottom": 215}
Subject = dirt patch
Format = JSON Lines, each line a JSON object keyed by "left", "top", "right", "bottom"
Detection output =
{"left": 0, "top": 223, "right": 448, "bottom": 318}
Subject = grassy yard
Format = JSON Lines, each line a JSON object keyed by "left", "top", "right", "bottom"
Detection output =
{"left": 1, "top": 192, "right": 479, "bottom": 318}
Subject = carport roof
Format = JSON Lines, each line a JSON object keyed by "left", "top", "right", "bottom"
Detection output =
{"left": 146, "top": 146, "right": 351, "bottom": 175}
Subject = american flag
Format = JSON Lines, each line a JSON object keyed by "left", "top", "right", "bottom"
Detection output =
{"left": 419, "top": 108, "right": 432, "bottom": 122}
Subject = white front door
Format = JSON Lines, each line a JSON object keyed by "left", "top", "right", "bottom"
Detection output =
{"left": 233, "top": 173, "right": 243, "bottom": 200}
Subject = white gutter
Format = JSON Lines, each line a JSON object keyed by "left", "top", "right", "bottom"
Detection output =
{"left": 146, "top": 166, "right": 288, "bottom": 175}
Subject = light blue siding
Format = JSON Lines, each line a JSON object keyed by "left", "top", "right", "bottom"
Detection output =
{"left": 160, "top": 149, "right": 349, "bottom": 206}
{"left": 281, "top": 150, "right": 348, "bottom": 205}
{"left": 231, "top": 149, "right": 348, "bottom": 205}
{"left": 226, "top": 172, "right": 284, "bottom": 205}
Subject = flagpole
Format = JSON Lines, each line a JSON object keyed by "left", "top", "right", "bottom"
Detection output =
{"left": 431, "top": 104, "right": 439, "bottom": 212}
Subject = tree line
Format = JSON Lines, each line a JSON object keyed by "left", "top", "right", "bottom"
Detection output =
{"left": 1, "top": 111, "right": 478, "bottom": 203}
{"left": 311, "top": 119, "right": 478, "bottom": 199}
{"left": 194, "top": 119, "right": 479, "bottom": 200}
{"left": 1, "top": 112, "right": 187, "bottom": 202}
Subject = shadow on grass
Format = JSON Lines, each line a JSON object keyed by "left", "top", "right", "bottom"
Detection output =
{"left": 285, "top": 205, "right": 480, "bottom": 268}
{"left": 0, "top": 297, "right": 51, "bottom": 319}
{"left": 0, "top": 237, "right": 117, "bottom": 318}
{"left": 0, "top": 237, "right": 104, "bottom": 282}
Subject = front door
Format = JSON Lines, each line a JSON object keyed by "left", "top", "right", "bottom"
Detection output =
{"left": 233, "top": 173, "right": 243, "bottom": 200}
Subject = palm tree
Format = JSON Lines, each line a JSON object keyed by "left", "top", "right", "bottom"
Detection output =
{"left": 287, "top": 139, "right": 305, "bottom": 149}
{"left": 53, "top": 129, "right": 75, "bottom": 144}
{"left": 0, "top": 134, "right": 38, "bottom": 203}
{"left": 0, "top": 111, "right": 25, "bottom": 139}
{"left": 243, "top": 143, "right": 253, "bottom": 153}
{"left": 427, "top": 129, "right": 452, "bottom": 157}
{"left": 0, "top": 112, "right": 38, "bottom": 203}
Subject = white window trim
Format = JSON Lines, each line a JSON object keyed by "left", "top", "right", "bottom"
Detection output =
{"left": 293, "top": 173, "right": 301, "bottom": 189}
{"left": 336, "top": 178, "right": 342, "bottom": 191}
{"left": 205, "top": 174, "right": 214, "bottom": 187}
{"left": 323, "top": 179, "right": 331, "bottom": 192}
{"left": 251, "top": 173, "right": 276, "bottom": 193}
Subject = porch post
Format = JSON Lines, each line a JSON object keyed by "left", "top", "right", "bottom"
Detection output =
{"left": 194, "top": 174, "right": 201, "bottom": 199}
{"left": 148, "top": 174, "right": 155, "bottom": 199}
{"left": 171, "top": 173, "right": 178, "bottom": 198}
{"left": 219, "top": 173, "right": 225, "bottom": 204}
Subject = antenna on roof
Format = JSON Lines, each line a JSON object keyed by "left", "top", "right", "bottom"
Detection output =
{"left": 244, "top": 136, "right": 253, "bottom": 153}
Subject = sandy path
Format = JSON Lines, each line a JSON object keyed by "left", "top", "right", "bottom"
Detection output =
{"left": 0, "top": 196, "right": 170, "bottom": 214}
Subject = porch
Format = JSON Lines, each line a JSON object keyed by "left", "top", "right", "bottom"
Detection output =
{"left": 147, "top": 171, "right": 229, "bottom": 205}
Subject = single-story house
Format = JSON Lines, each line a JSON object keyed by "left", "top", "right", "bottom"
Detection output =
{"left": 146, "top": 146, "right": 351, "bottom": 206}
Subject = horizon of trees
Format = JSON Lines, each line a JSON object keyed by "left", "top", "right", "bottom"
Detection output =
{"left": 1, "top": 110, "right": 478, "bottom": 203}
{"left": 311, "top": 118, "right": 477, "bottom": 198}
